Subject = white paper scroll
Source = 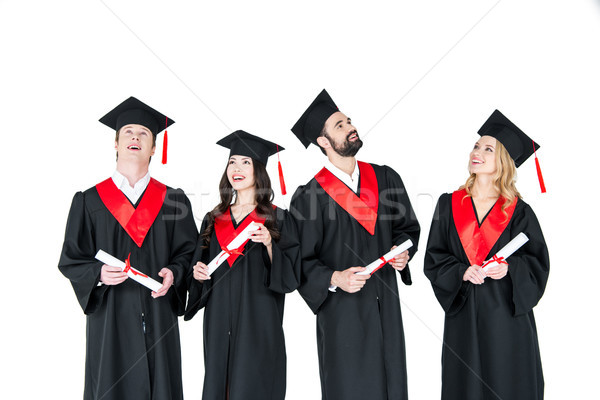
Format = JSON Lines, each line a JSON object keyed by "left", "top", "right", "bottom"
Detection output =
{"left": 207, "top": 222, "right": 261, "bottom": 275}
{"left": 481, "top": 232, "right": 529, "bottom": 273}
{"left": 95, "top": 250, "right": 163, "bottom": 292}
{"left": 356, "top": 239, "right": 414, "bottom": 276}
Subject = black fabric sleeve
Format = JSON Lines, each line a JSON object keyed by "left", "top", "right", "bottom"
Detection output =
{"left": 506, "top": 202, "right": 550, "bottom": 316}
{"left": 164, "top": 189, "right": 198, "bottom": 316}
{"left": 424, "top": 194, "right": 471, "bottom": 315}
{"left": 384, "top": 166, "right": 421, "bottom": 285}
{"left": 290, "top": 185, "right": 336, "bottom": 314}
{"left": 58, "top": 192, "right": 108, "bottom": 315}
{"left": 262, "top": 208, "right": 302, "bottom": 294}
{"left": 184, "top": 214, "right": 212, "bottom": 321}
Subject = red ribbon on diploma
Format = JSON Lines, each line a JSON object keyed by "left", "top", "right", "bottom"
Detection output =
{"left": 124, "top": 253, "right": 149, "bottom": 278}
{"left": 370, "top": 256, "right": 389, "bottom": 275}
{"left": 481, "top": 254, "right": 508, "bottom": 269}
{"left": 217, "top": 246, "right": 245, "bottom": 266}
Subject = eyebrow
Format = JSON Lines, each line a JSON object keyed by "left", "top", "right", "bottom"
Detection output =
{"left": 229, "top": 156, "right": 252, "bottom": 161}
{"left": 334, "top": 120, "right": 344, "bottom": 127}
{"left": 123, "top": 125, "right": 151, "bottom": 134}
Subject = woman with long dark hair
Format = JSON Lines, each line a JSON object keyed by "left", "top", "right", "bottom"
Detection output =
{"left": 424, "top": 110, "right": 549, "bottom": 400}
{"left": 185, "top": 130, "right": 301, "bottom": 400}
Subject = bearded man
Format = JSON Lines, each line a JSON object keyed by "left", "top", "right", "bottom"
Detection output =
{"left": 290, "top": 89, "right": 421, "bottom": 400}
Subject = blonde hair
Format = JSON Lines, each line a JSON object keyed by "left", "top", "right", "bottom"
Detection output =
{"left": 459, "top": 139, "right": 521, "bottom": 218}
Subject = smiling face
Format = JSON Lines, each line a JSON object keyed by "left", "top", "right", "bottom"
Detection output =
{"left": 469, "top": 135, "right": 498, "bottom": 176}
{"left": 227, "top": 155, "right": 256, "bottom": 191}
{"left": 319, "top": 111, "right": 363, "bottom": 157}
{"left": 115, "top": 124, "right": 156, "bottom": 163}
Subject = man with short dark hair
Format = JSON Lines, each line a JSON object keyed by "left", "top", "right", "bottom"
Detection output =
{"left": 290, "top": 89, "right": 420, "bottom": 400}
{"left": 59, "top": 96, "right": 197, "bottom": 400}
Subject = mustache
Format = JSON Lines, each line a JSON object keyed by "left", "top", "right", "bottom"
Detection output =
{"left": 346, "top": 130, "right": 359, "bottom": 140}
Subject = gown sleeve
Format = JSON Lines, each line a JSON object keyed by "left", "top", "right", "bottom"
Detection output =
{"left": 506, "top": 202, "right": 550, "bottom": 316}
{"left": 290, "top": 184, "right": 336, "bottom": 314}
{"left": 58, "top": 192, "right": 108, "bottom": 315}
{"left": 384, "top": 166, "right": 421, "bottom": 285}
{"left": 424, "top": 194, "right": 472, "bottom": 315}
{"left": 184, "top": 214, "right": 212, "bottom": 321}
{"left": 164, "top": 189, "right": 198, "bottom": 316}
{"left": 261, "top": 207, "right": 302, "bottom": 294}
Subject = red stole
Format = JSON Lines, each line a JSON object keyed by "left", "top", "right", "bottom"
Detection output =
{"left": 314, "top": 161, "right": 379, "bottom": 235}
{"left": 452, "top": 188, "right": 517, "bottom": 266}
{"left": 96, "top": 178, "right": 167, "bottom": 248}
{"left": 214, "top": 207, "right": 266, "bottom": 267}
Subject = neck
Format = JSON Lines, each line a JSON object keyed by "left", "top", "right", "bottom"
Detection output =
{"left": 472, "top": 174, "right": 499, "bottom": 200}
{"left": 234, "top": 187, "right": 256, "bottom": 207}
{"left": 116, "top": 161, "right": 149, "bottom": 188}
{"left": 327, "top": 153, "right": 356, "bottom": 177}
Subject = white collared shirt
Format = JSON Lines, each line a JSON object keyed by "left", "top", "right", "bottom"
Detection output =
{"left": 111, "top": 170, "right": 150, "bottom": 204}
{"left": 324, "top": 158, "right": 360, "bottom": 193}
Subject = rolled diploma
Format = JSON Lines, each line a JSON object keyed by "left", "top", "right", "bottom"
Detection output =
{"left": 207, "top": 222, "right": 261, "bottom": 275}
{"left": 356, "top": 239, "right": 413, "bottom": 276}
{"left": 481, "top": 232, "right": 529, "bottom": 273}
{"left": 95, "top": 250, "right": 163, "bottom": 292}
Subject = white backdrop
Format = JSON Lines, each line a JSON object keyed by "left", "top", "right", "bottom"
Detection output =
{"left": 1, "top": 0, "right": 599, "bottom": 398}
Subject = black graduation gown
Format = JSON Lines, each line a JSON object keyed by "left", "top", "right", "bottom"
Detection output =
{"left": 58, "top": 183, "right": 198, "bottom": 400}
{"left": 424, "top": 193, "right": 549, "bottom": 400}
{"left": 184, "top": 206, "right": 301, "bottom": 400}
{"left": 289, "top": 163, "right": 420, "bottom": 400}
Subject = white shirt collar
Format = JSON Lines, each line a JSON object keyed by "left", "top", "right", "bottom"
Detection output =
{"left": 111, "top": 170, "right": 151, "bottom": 204}
{"left": 323, "top": 158, "right": 360, "bottom": 193}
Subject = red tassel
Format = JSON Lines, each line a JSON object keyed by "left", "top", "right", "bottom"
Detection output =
{"left": 277, "top": 145, "right": 287, "bottom": 195}
{"left": 161, "top": 117, "right": 168, "bottom": 165}
{"left": 532, "top": 140, "right": 546, "bottom": 193}
{"left": 535, "top": 156, "right": 546, "bottom": 193}
{"left": 278, "top": 160, "right": 287, "bottom": 195}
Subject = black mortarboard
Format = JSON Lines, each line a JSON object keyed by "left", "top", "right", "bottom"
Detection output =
{"left": 291, "top": 89, "right": 339, "bottom": 148}
{"left": 99, "top": 96, "right": 174, "bottom": 164}
{"left": 217, "top": 130, "right": 284, "bottom": 166}
{"left": 217, "top": 130, "right": 288, "bottom": 194}
{"left": 478, "top": 109, "right": 546, "bottom": 192}
{"left": 478, "top": 109, "right": 538, "bottom": 168}
{"left": 99, "top": 96, "right": 174, "bottom": 136}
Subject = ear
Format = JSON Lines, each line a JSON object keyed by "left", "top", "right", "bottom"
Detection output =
{"left": 114, "top": 140, "right": 118, "bottom": 150}
{"left": 150, "top": 144, "right": 156, "bottom": 157}
{"left": 316, "top": 135, "right": 330, "bottom": 149}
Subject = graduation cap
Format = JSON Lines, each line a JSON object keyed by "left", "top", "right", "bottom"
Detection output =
{"left": 291, "top": 89, "right": 339, "bottom": 148}
{"left": 478, "top": 109, "right": 546, "bottom": 192}
{"left": 99, "top": 96, "right": 174, "bottom": 164}
{"left": 217, "top": 130, "right": 288, "bottom": 195}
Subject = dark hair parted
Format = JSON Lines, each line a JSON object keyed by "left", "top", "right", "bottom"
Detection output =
{"left": 201, "top": 159, "right": 280, "bottom": 246}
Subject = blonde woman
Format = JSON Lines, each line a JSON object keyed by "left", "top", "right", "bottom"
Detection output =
{"left": 424, "top": 110, "right": 549, "bottom": 400}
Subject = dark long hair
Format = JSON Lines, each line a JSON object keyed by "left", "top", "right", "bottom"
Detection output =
{"left": 201, "top": 159, "right": 280, "bottom": 246}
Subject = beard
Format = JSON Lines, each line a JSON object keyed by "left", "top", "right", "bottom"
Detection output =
{"left": 325, "top": 130, "right": 363, "bottom": 157}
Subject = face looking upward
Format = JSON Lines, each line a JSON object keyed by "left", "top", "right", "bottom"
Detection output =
{"left": 319, "top": 111, "right": 363, "bottom": 157}
{"left": 115, "top": 124, "right": 156, "bottom": 163}
{"left": 469, "top": 135, "right": 497, "bottom": 176}
{"left": 227, "top": 155, "right": 256, "bottom": 191}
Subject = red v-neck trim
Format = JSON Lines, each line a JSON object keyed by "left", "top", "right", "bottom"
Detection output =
{"left": 314, "top": 161, "right": 379, "bottom": 235}
{"left": 452, "top": 189, "right": 517, "bottom": 265}
{"left": 96, "top": 177, "right": 167, "bottom": 247}
{"left": 214, "top": 207, "right": 266, "bottom": 267}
